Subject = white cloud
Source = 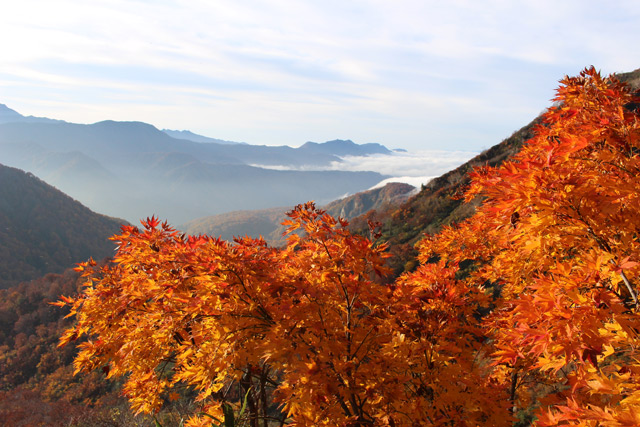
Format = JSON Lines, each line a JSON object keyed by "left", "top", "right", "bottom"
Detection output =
{"left": 328, "top": 151, "right": 478, "bottom": 177}
{"left": 251, "top": 150, "right": 478, "bottom": 185}
{"left": 369, "top": 176, "right": 435, "bottom": 190}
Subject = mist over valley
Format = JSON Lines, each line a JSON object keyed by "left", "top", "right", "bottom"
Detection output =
{"left": 0, "top": 103, "right": 471, "bottom": 225}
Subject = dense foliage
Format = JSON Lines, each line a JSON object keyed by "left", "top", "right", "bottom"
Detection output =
{"left": 57, "top": 68, "right": 640, "bottom": 425}
{"left": 457, "top": 67, "right": 640, "bottom": 425}
{"left": 0, "top": 267, "right": 198, "bottom": 426}
{"left": 60, "top": 205, "right": 507, "bottom": 426}
{"left": 0, "top": 268, "right": 124, "bottom": 425}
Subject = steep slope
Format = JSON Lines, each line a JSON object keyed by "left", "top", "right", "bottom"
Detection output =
{"left": 349, "top": 120, "right": 537, "bottom": 274}
{"left": 182, "top": 182, "right": 416, "bottom": 245}
{"left": 350, "top": 68, "right": 640, "bottom": 275}
{"left": 323, "top": 182, "right": 416, "bottom": 219}
{"left": 616, "top": 68, "right": 640, "bottom": 87}
{"left": 0, "top": 164, "right": 126, "bottom": 289}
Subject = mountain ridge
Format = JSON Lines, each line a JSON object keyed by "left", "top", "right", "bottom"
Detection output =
{"left": 0, "top": 104, "right": 65, "bottom": 125}
{"left": 0, "top": 105, "right": 391, "bottom": 224}
{"left": 298, "top": 139, "right": 391, "bottom": 156}
{"left": 162, "top": 129, "right": 246, "bottom": 145}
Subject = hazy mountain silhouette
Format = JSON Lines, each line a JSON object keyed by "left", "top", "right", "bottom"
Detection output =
{"left": 0, "top": 107, "right": 389, "bottom": 224}
{"left": 298, "top": 139, "right": 391, "bottom": 157}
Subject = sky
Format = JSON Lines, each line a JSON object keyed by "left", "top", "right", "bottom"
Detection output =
{"left": 1, "top": 0, "right": 639, "bottom": 152}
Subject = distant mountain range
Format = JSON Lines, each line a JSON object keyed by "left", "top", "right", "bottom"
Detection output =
{"left": 0, "top": 163, "right": 126, "bottom": 289}
{"left": 0, "top": 104, "right": 390, "bottom": 224}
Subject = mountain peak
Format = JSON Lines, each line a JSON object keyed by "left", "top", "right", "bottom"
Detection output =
{"left": 299, "top": 139, "right": 390, "bottom": 156}
{"left": 90, "top": 120, "right": 170, "bottom": 138}
{"left": 93, "top": 119, "right": 158, "bottom": 129}
{"left": 0, "top": 104, "right": 24, "bottom": 121}
{"left": 301, "top": 139, "right": 355, "bottom": 147}
{"left": 0, "top": 103, "right": 65, "bottom": 124}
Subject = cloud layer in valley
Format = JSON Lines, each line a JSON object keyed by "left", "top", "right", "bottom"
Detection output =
{"left": 329, "top": 150, "right": 478, "bottom": 177}
{"left": 252, "top": 149, "right": 479, "bottom": 189}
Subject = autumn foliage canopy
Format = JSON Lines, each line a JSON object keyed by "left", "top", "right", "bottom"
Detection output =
{"left": 58, "top": 68, "right": 640, "bottom": 426}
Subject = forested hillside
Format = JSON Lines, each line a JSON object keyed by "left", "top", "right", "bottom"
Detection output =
{"left": 0, "top": 267, "right": 176, "bottom": 426}
{"left": 0, "top": 164, "right": 126, "bottom": 289}
{"left": 0, "top": 269, "right": 108, "bottom": 402}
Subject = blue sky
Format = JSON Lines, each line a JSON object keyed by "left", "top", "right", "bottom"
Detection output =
{"left": 1, "top": 0, "right": 639, "bottom": 152}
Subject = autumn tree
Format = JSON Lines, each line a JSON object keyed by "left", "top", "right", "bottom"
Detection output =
{"left": 56, "top": 67, "right": 640, "bottom": 426}
{"left": 420, "top": 67, "right": 640, "bottom": 425}
{"left": 57, "top": 202, "right": 508, "bottom": 426}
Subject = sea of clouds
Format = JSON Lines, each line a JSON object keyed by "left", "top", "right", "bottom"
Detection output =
{"left": 253, "top": 149, "right": 478, "bottom": 190}
{"left": 330, "top": 150, "right": 478, "bottom": 188}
